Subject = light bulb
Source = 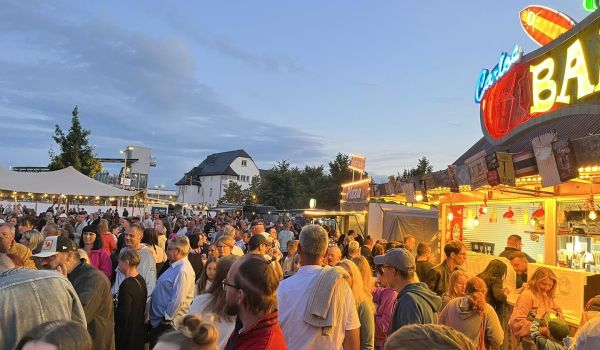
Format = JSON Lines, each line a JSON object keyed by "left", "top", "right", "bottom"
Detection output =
{"left": 590, "top": 211, "right": 597, "bottom": 220}
{"left": 482, "top": 207, "right": 488, "bottom": 214}
{"left": 448, "top": 212, "right": 454, "bottom": 221}
{"left": 474, "top": 217, "right": 479, "bottom": 227}
{"left": 415, "top": 194, "right": 423, "bottom": 201}
{"left": 530, "top": 218, "right": 537, "bottom": 227}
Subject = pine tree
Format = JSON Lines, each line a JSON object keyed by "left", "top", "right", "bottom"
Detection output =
{"left": 48, "top": 106, "right": 102, "bottom": 177}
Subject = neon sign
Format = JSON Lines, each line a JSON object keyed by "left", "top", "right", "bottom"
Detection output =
{"left": 519, "top": 5, "right": 576, "bottom": 47}
{"left": 583, "top": 0, "right": 599, "bottom": 12}
{"left": 474, "top": 45, "right": 523, "bottom": 103}
{"left": 479, "top": 10, "right": 600, "bottom": 144}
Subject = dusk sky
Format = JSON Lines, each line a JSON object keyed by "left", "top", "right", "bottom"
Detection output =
{"left": 0, "top": 1, "right": 588, "bottom": 188}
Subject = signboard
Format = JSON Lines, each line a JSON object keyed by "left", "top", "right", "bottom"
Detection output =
{"left": 519, "top": 6, "right": 575, "bottom": 47}
{"left": 349, "top": 154, "right": 366, "bottom": 172}
{"left": 478, "top": 10, "right": 600, "bottom": 145}
{"left": 496, "top": 152, "right": 516, "bottom": 187}
{"left": 401, "top": 182, "right": 416, "bottom": 203}
{"left": 532, "top": 131, "right": 561, "bottom": 187}
{"left": 447, "top": 165, "right": 460, "bottom": 193}
{"left": 552, "top": 139, "right": 579, "bottom": 182}
{"left": 342, "top": 180, "right": 371, "bottom": 202}
{"left": 464, "top": 151, "right": 488, "bottom": 189}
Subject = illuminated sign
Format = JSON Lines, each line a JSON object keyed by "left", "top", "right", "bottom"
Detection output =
{"left": 480, "top": 10, "right": 600, "bottom": 144}
{"left": 519, "top": 5, "right": 575, "bottom": 47}
{"left": 584, "top": 0, "right": 599, "bottom": 12}
{"left": 474, "top": 45, "right": 523, "bottom": 103}
{"left": 349, "top": 154, "right": 366, "bottom": 172}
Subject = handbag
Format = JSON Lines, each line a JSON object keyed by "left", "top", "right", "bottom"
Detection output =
{"left": 478, "top": 311, "right": 487, "bottom": 350}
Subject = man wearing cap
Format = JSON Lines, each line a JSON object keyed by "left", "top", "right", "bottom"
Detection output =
{"left": 35, "top": 235, "right": 115, "bottom": 350}
{"left": 0, "top": 223, "right": 36, "bottom": 269}
{"left": 251, "top": 220, "right": 269, "bottom": 239}
{"left": 0, "top": 253, "right": 87, "bottom": 350}
{"left": 374, "top": 248, "right": 442, "bottom": 335}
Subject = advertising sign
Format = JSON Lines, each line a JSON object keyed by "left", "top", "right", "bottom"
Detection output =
{"left": 465, "top": 151, "right": 488, "bottom": 189}
{"left": 349, "top": 155, "right": 366, "bottom": 172}
{"left": 477, "top": 11, "right": 600, "bottom": 145}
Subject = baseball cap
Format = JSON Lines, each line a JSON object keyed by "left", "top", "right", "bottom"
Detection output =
{"left": 58, "top": 213, "right": 67, "bottom": 218}
{"left": 374, "top": 248, "right": 416, "bottom": 272}
{"left": 33, "top": 236, "right": 78, "bottom": 258}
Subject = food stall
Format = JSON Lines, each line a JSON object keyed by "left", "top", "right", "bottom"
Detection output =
{"left": 389, "top": 7, "right": 600, "bottom": 330}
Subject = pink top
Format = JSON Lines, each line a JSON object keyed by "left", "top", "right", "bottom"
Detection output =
{"left": 88, "top": 249, "right": 113, "bottom": 281}
{"left": 372, "top": 287, "right": 398, "bottom": 347}
{"left": 509, "top": 288, "right": 561, "bottom": 339}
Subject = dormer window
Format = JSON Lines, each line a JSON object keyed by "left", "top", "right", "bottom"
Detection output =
{"left": 241, "top": 160, "right": 247, "bottom": 167}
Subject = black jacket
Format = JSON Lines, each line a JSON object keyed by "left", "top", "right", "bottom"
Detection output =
{"left": 68, "top": 260, "right": 115, "bottom": 350}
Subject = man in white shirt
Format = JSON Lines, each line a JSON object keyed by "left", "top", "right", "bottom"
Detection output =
{"left": 277, "top": 224, "right": 360, "bottom": 350}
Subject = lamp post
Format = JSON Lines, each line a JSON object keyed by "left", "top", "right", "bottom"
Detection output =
{"left": 155, "top": 184, "right": 165, "bottom": 199}
{"left": 120, "top": 146, "right": 134, "bottom": 189}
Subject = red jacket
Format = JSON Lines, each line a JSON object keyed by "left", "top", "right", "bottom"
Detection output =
{"left": 225, "top": 310, "right": 287, "bottom": 350}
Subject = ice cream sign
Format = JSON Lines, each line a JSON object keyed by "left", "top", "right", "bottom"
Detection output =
{"left": 477, "top": 8, "right": 600, "bottom": 145}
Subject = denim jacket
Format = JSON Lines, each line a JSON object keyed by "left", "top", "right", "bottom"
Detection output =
{"left": 0, "top": 267, "right": 87, "bottom": 350}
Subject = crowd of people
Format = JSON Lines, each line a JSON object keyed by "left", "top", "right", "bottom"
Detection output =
{"left": 1, "top": 204, "right": 600, "bottom": 350}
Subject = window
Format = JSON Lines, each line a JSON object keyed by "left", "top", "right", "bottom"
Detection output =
{"left": 209, "top": 188, "right": 213, "bottom": 197}
{"left": 241, "top": 160, "right": 247, "bottom": 167}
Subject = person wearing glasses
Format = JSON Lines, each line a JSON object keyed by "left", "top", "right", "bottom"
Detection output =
{"left": 149, "top": 236, "right": 195, "bottom": 348}
{"left": 425, "top": 240, "right": 467, "bottom": 297}
{"left": 374, "top": 248, "right": 442, "bottom": 337}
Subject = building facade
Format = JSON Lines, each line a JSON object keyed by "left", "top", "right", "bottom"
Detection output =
{"left": 175, "top": 150, "right": 260, "bottom": 207}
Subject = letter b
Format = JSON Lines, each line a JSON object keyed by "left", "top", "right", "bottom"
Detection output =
{"left": 530, "top": 57, "right": 557, "bottom": 114}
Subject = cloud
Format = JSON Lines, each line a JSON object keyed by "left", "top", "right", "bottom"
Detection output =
{"left": 0, "top": 2, "right": 324, "bottom": 186}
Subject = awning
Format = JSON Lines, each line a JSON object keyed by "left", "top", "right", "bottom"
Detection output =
{"left": 0, "top": 166, "right": 139, "bottom": 197}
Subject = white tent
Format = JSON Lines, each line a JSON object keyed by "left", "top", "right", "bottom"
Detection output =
{"left": 0, "top": 166, "right": 138, "bottom": 197}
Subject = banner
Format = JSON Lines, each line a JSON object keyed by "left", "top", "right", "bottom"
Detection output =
{"left": 419, "top": 179, "right": 429, "bottom": 202}
{"left": 401, "top": 182, "right": 416, "bottom": 203}
{"left": 532, "top": 131, "right": 561, "bottom": 187}
{"left": 422, "top": 173, "right": 435, "bottom": 190}
{"left": 552, "top": 138, "right": 579, "bottom": 182}
{"left": 465, "top": 151, "right": 488, "bottom": 189}
{"left": 513, "top": 150, "right": 538, "bottom": 177}
{"left": 383, "top": 176, "right": 396, "bottom": 195}
{"left": 447, "top": 165, "right": 460, "bottom": 193}
{"left": 349, "top": 155, "right": 366, "bottom": 172}
{"left": 496, "top": 152, "right": 516, "bottom": 187}
{"left": 342, "top": 180, "right": 371, "bottom": 202}
{"left": 485, "top": 153, "right": 501, "bottom": 187}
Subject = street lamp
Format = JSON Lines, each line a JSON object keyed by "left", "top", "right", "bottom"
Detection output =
{"left": 155, "top": 184, "right": 165, "bottom": 198}
{"left": 120, "top": 146, "right": 134, "bottom": 189}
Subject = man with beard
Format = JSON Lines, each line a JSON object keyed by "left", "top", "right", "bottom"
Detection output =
{"left": 223, "top": 255, "right": 286, "bottom": 350}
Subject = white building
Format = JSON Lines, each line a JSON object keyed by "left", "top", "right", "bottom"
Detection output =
{"left": 175, "top": 150, "right": 260, "bottom": 207}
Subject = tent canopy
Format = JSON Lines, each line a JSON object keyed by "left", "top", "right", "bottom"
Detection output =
{"left": 0, "top": 166, "right": 139, "bottom": 197}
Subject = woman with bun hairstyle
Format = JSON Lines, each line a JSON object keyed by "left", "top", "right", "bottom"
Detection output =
{"left": 154, "top": 314, "right": 218, "bottom": 350}
{"left": 509, "top": 267, "right": 561, "bottom": 350}
{"left": 438, "top": 276, "right": 504, "bottom": 349}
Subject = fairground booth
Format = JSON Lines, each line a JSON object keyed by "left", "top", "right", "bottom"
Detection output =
{"left": 385, "top": 6, "right": 600, "bottom": 330}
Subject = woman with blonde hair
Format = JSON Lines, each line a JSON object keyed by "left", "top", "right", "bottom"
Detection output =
{"left": 351, "top": 255, "right": 375, "bottom": 295}
{"left": 441, "top": 270, "right": 470, "bottom": 311}
{"left": 154, "top": 314, "right": 218, "bottom": 350}
{"left": 338, "top": 259, "right": 375, "bottom": 350}
{"left": 439, "top": 276, "right": 504, "bottom": 349}
{"left": 509, "top": 267, "right": 562, "bottom": 350}
{"left": 19, "top": 230, "right": 44, "bottom": 254}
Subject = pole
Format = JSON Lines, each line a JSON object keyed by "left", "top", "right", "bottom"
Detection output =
{"left": 122, "top": 151, "right": 128, "bottom": 189}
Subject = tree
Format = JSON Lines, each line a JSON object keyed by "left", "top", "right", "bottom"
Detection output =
{"left": 258, "top": 161, "right": 297, "bottom": 209}
{"left": 329, "top": 153, "right": 353, "bottom": 185}
{"left": 400, "top": 156, "right": 433, "bottom": 181}
{"left": 219, "top": 182, "right": 245, "bottom": 204}
{"left": 48, "top": 106, "right": 102, "bottom": 177}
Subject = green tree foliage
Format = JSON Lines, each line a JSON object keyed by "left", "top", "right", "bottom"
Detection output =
{"left": 401, "top": 156, "right": 433, "bottom": 181}
{"left": 219, "top": 182, "right": 245, "bottom": 204}
{"left": 255, "top": 153, "right": 354, "bottom": 210}
{"left": 48, "top": 106, "right": 102, "bottom": 177}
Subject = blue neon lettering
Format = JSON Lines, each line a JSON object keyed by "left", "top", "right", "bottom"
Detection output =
{"left": 474, "top": 44, "right": 523, "bottom": 103}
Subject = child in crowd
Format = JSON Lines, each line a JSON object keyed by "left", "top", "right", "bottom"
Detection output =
{"left": 529, "top": 316, "right": 570, "bottom": 350}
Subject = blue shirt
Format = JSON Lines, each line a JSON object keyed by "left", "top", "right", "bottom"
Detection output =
{"left": 278, "top": 230, "right": 294, "bottom": 252}
{"left": 149, "top": 257, "right": 195, "bottom": 328}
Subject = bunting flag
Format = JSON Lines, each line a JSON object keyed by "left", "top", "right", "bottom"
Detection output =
{"left": 496, "top": 152, "right": 516, "bottom": 186}
{"left": 485, "top": 152, "right": 501, "bottom": 187}
{"left": 552, "top": 138, "right": 579, "bottom": 182}
{"left": 532, "top": 131, "right": 561, "bottom": 187}
{"left": 513, "top": 150, "right": 538, "bottom": 177}
{"left": 447, "top": 165, "right": 460, "bottom": 193}
{"left": 401, "top": 182, "right": 416, "bottom": 203}
{"left": 465, "top": 150, "right": 488, "bottom": 189}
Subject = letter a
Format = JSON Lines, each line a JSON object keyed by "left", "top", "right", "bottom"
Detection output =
{"left": 530, "top": 57, "right": 557, "bottom": 114}
{"left": 556, "top": 39, "right": 595, "bottom": 104}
